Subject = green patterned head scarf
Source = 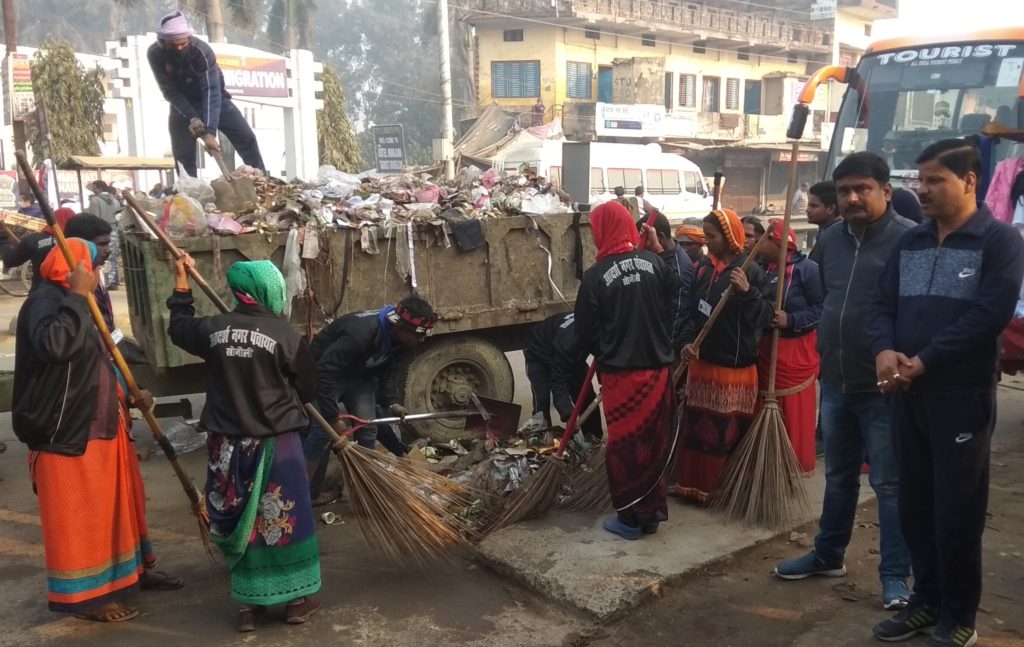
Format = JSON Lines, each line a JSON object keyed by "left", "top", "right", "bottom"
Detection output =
{"left": 226, "top": 260, "right": 287, "bottom": 316}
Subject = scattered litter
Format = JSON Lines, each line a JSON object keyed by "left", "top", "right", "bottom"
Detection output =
{"left": 164, "top": 421, "right": 207, "bottom": 455}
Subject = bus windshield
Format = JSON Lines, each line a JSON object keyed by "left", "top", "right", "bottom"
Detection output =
{"left": 828, "top": 41, "right": 1024, "bottom": 187}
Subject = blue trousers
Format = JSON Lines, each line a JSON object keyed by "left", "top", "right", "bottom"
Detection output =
{"left": 169, "top": 99, "right": 266, "bottom": 177}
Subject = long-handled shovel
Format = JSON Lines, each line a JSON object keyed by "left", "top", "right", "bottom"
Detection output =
{"left": 123, "top": 191, "right": 497, "bottom": 565}
{"left": 566, "top": 222, "right": 778, "bottom": 512}
{"left": 15, "top": 151, "right": 214, "bottom": 550}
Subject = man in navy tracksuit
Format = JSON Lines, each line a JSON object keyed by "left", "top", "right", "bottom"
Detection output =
{"left": 147, "top": 11, "right": 266, "bottom": 177}
{"left": 869, "top": 140, "right": 1024, "bottom": 647}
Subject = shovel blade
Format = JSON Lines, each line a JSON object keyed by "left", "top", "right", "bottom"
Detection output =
{"left": 465, "top": 395, "right": 521, "bottom": 439}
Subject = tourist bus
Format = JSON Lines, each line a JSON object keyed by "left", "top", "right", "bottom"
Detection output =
{"left": 797, "top": 28, "right": 1024, "bottom": 190}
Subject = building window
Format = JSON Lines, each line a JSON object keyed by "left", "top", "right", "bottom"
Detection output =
{"left": 703, "top": 76, "right": 720, "bottom": 113}
{"left": 642, "top": 33, "right": 656, "bottom": 47}
{"left": 737, "top": 48, "right": 750, "bottom": 61}
{"left": 725, "top": 78, "right": 741, "bottom": 111}
{"left": 491, "top": 61, "right": 541, "bottom": 98}
{"left": 646, "top": 169, "right": 681, "bottom": 195}
{"left": 744, "top": 80, "right": 762, "bottom": 115}
{"left": 678, "top": 73, "right": 696, "bottom": 108}
{"left": 787, "top": 52, "right": 798, "bottom": 64}
{"left": 585, "top": 29, "right": 601, "bottom": 40}
{"left": 503, "top": 29, "right": 524, "bottom": 42}
{"left": 693, "top": 41, "right": 706, "bottom": 55}
{"left": 864, "top": 23, "right": 872, "bottom": 37}
{"left": 566, "top": 61, "right": 593, "bottom": 99}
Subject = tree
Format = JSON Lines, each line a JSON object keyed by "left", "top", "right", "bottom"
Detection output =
{"left": 317, "top": 65, "right": 362, "bottom": 172}
{"left": 25, "top": 40, "right": 106, "bottom": 164}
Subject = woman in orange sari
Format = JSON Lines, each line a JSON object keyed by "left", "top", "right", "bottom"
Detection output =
{"left": 12, "top": 240, "right": 180, "bottom": 622}
{"left": 756, "top": 218, "right": 822, "bottom": 473}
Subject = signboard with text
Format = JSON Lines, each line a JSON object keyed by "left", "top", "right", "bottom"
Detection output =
{"left": 5, "top": 53, "right": 35, "bottom": 121}
{"left": 595, "top": 103, "right": 666, "bottom": 138}
{"left": 217, "top": 55, "right": 289, "bottom": 98}
{"left": 373, "top": 125, "right": 407, "bottom": 173}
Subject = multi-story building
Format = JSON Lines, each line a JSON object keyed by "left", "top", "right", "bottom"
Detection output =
{"left": 462, "top": 0, "right": 898, "bottom": 211}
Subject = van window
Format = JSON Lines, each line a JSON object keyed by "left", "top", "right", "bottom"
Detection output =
{"left": 550, "top": 166, "right": 562, "bottom": 186}
{"left": 606, "top": 168, "right": 642, "bottom": 191}
{"left": 683, "top": 171, "right": 705, "bottom": 195}
{"left": 646, "top": 169, "right": 681, "bottom": 195}
{"left": 590, "top": 168, "right": 605, "bottom": 193}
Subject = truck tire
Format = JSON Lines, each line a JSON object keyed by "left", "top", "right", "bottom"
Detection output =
{"left": 400, "top": 336, "right": 514, "bottom": 444}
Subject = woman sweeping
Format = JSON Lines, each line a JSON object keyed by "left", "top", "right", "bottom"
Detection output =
{"left": 167, "top": 256, "right": 321, "bottom": 632}
{"left": 755, "top": 218, "right": 822, "bottom": 474}
{"left": 671, "top": 209, "right": 774, "bottom": 504}
{"left": 574, "top": 201, "right": 679, "bottom": 539}
{"left": 12, "top": 239, "right": 181, "bottom": 622}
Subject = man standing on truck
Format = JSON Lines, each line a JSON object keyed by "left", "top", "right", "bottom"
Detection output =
{"left": 147, "top": 10, "right": 266, "bottom": 177}
{"left": 869, "top": 140, "right": 1024, "bottom": 647}
{"left": 304, "top": 297, "right": 438, "bottom": 503}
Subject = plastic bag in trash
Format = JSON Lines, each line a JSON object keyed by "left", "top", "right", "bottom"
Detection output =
{"left": 165, "top": 421, "right": 207, "bottom": 455}
{"left": 282, "top": 228, "right": 305, "bottom": 318}
{"left": 315, "top": 165, "right": 361, "bottom": 198}
{"left": 161, "top": 194, "right": 207, "bottom": 237}
{"left": 173, "top": 163, "right": 216, "bottom": 205}
{"left": 521, "top": 192, "right": 570, "bottom": 215}
{"left": 517, "top": 412, "right": 547, "bottom": 435}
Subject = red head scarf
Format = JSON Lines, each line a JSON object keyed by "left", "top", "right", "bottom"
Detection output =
{"left": 39, "top": 238, "right": 95, "bottom": 289}
{"left": 766, "top": 217, "right": 798, "bottom": 252}
{"left": 43, "top": 207, "right": 75, "bottom": 234}
{"left": 591, "top": 201, "right": 639, "bottom": 261}
{"left": 708, "top": 209, "right": 745, "bottom": 255}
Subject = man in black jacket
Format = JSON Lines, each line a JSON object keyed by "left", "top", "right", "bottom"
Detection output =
{"left": 147, "top": 11, "right": 265, "bottom": 177}
{"left": 304, "top": 297, "right": 437, "bottom": 498}
{"left": 522, "top": 312, "right": 602, "bottom": 439}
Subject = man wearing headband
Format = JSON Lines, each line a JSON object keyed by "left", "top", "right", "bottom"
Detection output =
{"left": 674, "top": 218, "right": 707, "bottom": 267}
{"left": 304, "top": 296, "right": 438, "bottom": 502}
{"left": 147, "top": 11, "right": 266, "bottom": 177}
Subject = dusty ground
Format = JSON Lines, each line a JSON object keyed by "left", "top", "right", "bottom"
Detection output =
{"left": 1, "top": 288, "right": 1022, "bottom": 646}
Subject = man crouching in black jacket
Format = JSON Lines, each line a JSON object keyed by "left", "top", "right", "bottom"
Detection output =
{"left": 304, "top": 296, "right": 438, "bottom": 501}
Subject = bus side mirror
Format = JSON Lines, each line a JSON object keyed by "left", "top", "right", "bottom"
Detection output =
{"left": 787, "top": 104, "right": 810, "bottom": 140}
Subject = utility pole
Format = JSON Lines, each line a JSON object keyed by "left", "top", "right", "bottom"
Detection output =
{"left": 437, "top": 0, "right": 455, "bottom": 180}
{"left": 3, "top": 0, "right": 28, "bottom": 174}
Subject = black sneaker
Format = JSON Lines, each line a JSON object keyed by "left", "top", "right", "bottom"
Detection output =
{"left": 872, "top": 604, "right": 938, "bottom": 642}
{"left": 924, "top": 623, "right": 977, "bottom": 647}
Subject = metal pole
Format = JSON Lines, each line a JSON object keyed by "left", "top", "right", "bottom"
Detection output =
{"left": 438, "top": 0, "right": 455, "bottom": 180}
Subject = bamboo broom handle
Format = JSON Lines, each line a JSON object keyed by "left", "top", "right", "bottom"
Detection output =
{"left": 574, "top": 223, "right": 779, "bottom": 429}
{"left": 123, "top": 193, "right": 347, "bottom": 445}
{"left": 15, "top": 152, "right": 207, "bottom": 519}
{"left": 766, "top": 140, "right": 802, "bottom": 398}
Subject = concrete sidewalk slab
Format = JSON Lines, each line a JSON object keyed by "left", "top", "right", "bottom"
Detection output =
{"left": 476, "top": 463, "right": 874, "bottom": 621}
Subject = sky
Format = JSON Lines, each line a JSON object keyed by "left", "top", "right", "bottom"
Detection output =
{"left": 875, "top": 0, "right": 1024, "bottom": 40}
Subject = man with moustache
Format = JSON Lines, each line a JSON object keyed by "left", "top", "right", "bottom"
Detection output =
{"left": 869, "top": 140, "right": 1024, "bottom": 647}
{"left": 774, "top": 153, "right": 916, "bottom": 612}
{"left": 147, "top": 11, "right": 266, "bottom": 177}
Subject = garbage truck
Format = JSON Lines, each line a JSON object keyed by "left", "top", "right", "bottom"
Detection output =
{"left": 123, "top": 212, "right": 595, "bottom": 443}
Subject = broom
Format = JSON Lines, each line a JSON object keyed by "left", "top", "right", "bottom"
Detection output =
{"left": 710, "top": 139, "right": 808, "bottom": 528}
{"left": 487, "top": 360, "right": 599, "bottom": 531}
{"left": 14, "top": 152, "right": 214, "bottom": 551}
{"left": 123, "top": 192, "right": 491, "bottom": 565}
{"left": 566, "top": 222, "right": 779, "bottom": 512}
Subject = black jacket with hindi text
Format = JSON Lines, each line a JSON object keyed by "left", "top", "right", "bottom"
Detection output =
{"left": 167, "top": 289, "right": 317, "bottom": 438}
{"left": 574, "top": 249, "right": 678, "bottom": 371}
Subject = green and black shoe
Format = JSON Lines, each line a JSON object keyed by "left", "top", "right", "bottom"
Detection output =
{"left": 872, "top": 604, "right": 938, "bottom": 642}
{"left": 924, "top": 623, "right": 977, "bottom": 647}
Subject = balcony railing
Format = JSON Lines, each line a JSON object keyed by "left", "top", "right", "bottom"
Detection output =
{"left": 464, "top": 0, "right": 832, "bottom": 52}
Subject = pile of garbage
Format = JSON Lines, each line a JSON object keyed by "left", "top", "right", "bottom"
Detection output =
{"left": 127, "top": 164, "right": 572, "bottom": 240}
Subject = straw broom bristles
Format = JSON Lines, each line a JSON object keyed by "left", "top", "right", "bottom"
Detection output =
{"left": 488, "top": 457, "right": 568, "bottom": 531}
{"left": 568, "top": 446, "right": 611, "bottom": 512}
{"left": 710, "top": 399, "right": 808, "bottom": 527}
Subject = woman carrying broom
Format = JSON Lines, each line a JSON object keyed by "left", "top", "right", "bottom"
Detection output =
{"left": 574, "top": 201, "right": 680, "bottom": 540}
{"left": 13, "top": 239, "right": 182, "bottom": 622}
{"left": 166, "top": 255, "right": 322, "bottom": 632}
{"left": 671, "top": 209, "right": 774, "bottom": 504}
{"left": 754, "top": 218, "right": 822, "bottom": 474}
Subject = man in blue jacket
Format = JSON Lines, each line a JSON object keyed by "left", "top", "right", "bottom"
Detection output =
{"left": 869, "top": 140, "right": 1024, "bottom": 647}
{"left": 775, "top": 152, "right": 915, "bottom": 611}
{"left": 147, "top": 11, "right": 266, "bottom": 177}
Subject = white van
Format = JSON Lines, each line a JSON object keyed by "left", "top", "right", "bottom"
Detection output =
{"left": 496, "top": 141, "right": 712, "bottom": 224}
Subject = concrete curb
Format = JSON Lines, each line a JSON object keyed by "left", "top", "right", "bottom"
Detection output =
{"left": 475, "top": 465, "right": 873, "bottom": 622}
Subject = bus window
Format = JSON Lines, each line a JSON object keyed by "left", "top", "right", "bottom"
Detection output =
{"left": 683, "top": 171, "right": 704, "bottom": 195}
{"left": 550, "top": 166, "right": 562, "bottom": 186}
{"left": 590, "top": 168, "right": 605, "bottom": 193}
{"left": 647, "top": 169, "right": 681, "bottom": 195}
{"left": 607, "top": 168, "right": 642, "bottom": 190}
